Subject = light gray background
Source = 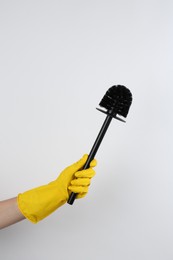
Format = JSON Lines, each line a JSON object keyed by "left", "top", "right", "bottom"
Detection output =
{"left": 0, "top": 1, "right": 173, "bottom": 259}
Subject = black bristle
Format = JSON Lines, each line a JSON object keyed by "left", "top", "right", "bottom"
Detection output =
{"left": 99, "top": 85, "right": 132, "bottom": 118}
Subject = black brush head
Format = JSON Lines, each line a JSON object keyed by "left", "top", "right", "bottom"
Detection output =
{"left": 99, "top": 85, "right": 132, "bottom": 118}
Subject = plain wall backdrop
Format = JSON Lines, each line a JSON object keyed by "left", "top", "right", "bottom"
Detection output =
{"left": 0, "top": 1, "right": 173, "bottom": 259}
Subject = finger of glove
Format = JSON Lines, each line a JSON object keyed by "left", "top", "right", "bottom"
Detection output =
{"left": 71, "top": 178, "right": 91, "bottom": 186}
{"left": 68, "top": 186, "right": 89, "bottom": 194}
{"left": 76, "top": 192, "right": 87, "bottom": 199}
{"left": 75, "top": 168, "right": 96, "bottom": 178}
{"left": 89, "top": 159, "right": 97, "bottom": 167}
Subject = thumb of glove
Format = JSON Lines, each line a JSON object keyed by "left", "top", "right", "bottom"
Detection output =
{"left": 56, "top": 154, "right": 88, "bottom": 186}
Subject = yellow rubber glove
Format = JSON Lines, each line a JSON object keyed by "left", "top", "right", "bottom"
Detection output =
{"left": 17, "top": 154, "right": 97, "bottom": 224}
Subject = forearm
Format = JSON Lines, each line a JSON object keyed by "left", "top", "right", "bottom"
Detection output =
{"left": 0, "top": 197, "right": 25, "bottom": 229}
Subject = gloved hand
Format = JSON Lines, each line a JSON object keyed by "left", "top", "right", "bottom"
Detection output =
{"left": 17, "top": 154, "right": 97, "bottom": 224}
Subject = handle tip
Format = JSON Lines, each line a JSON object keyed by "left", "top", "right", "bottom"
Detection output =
{"left": 67, "top": 192, "right": 77, "bottom": 205}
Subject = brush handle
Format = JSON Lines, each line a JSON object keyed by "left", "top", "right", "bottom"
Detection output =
{"left": 67, "top": 114, "right": 113, "bottom": 205}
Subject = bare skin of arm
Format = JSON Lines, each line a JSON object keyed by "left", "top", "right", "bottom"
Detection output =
{"left": 0, "top": 198, "right": 25, "bottom": 229}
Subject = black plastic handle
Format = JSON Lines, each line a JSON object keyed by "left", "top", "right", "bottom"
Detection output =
{"left": 67, "top": 114, "right": 113, "bottom": 205}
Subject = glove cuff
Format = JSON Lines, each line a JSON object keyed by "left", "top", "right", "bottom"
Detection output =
{"left": 17, "top": 183, "right": 67, "bottom": 223}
